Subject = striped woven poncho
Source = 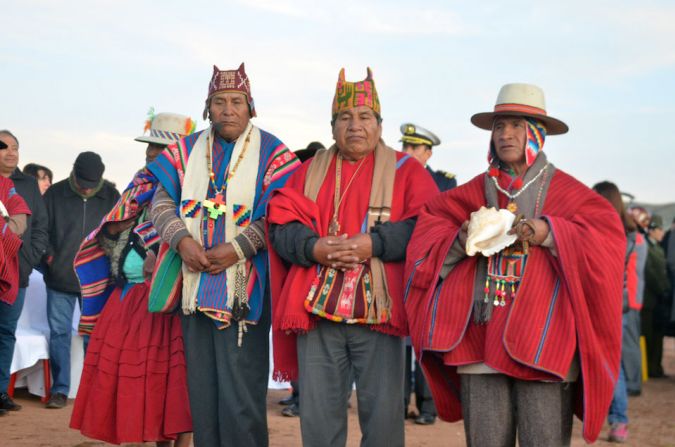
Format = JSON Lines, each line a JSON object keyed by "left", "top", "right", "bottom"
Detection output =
{"left": 404, "top": 168, "right": 626, "bottom": 443}
{"left": 147, "top": 127, "right": 300, "bottom": 326}
{"left": 75, "top": 169, "right": 158, "bottom": 334}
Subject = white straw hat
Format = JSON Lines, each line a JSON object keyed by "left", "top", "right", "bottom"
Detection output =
{"left": 471, "top": 83, "right": 568, "bottom": 135}
{"left": 135, "top": 112, "right": 195, "bottom": 145}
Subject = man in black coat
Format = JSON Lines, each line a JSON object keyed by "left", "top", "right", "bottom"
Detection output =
{"left": 400, "top": 122, "right": 457, "bottom": 192}
{"left": 399, "top": 122, "right": 456, "bottom": 425}
{"left": 43, "top": 151, "right": 119, "bottom": 409}
{"left": 0, "top": 130, "right": 49, "bottom": 414}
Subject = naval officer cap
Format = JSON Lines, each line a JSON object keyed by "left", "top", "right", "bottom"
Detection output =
{"left": 400, "top": 123, "right": 441, "bottom": 147}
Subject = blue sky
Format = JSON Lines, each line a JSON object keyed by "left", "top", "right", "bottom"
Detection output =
{"left": 2, "top": 0, "right": 673, "bottom": 202}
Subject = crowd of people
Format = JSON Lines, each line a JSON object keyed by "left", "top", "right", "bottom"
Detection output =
{"left": 0, "top": 63, "right": 673, "bottom": 447}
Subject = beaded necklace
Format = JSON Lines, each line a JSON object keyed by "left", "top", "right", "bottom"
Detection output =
{"left": 490, "top": 163, "right": 549, "bottom": 213}
{"left": 328, "top": 154, "right": 367, "bottom": 235}
{"left": 483, "top": 163, "right": 550, "bottom": 308}
{"left": 202, "top": 127, "right": 253, "bottom": 220}
{"left": 206, "top": 127, "right": 253, "bottom": 194}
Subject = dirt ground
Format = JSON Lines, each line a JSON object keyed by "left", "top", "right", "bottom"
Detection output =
{"left": 3, "top": 339, "right": 674, "bottom": 447}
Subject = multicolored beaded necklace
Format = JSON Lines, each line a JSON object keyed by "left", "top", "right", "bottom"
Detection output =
{"left": 483, "top": 163, "right": 550, "bottom": 307}
{"left": 202, "top": 127, "right": 253, "bottom": 221}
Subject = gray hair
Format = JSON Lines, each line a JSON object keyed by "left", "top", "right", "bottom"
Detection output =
{"left": 0, "top": 130, "right": 19, "bottom": 146}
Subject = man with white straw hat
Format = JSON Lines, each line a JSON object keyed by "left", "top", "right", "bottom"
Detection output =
{"left": 405, "top": 83, "right": 625, "bottom": 445}
{"left": 135, "top": 109, "right": 196, "bottom": 164}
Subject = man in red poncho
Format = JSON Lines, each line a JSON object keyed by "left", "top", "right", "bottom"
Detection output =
{"left": 404, "top": 83, "right": 625, "bottom": 446}
{"left": 0, "top": 139, "right": 32, "bottom": 418}
{"left": 0, "top": 139, "right": 31, "bottom": 307}
{"left": 268, "top": 67, "right": 437, "bottom": 447}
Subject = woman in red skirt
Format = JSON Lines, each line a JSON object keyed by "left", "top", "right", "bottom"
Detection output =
{"left": 70, "top": 113, "right": 194, "bottom": 446}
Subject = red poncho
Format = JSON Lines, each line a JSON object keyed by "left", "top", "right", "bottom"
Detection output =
{"left": 404, "top": 170, "right": 625, "bottom": 443}
{"left": 268, "top": 150, "right": 437, "bottom": 381}
{"left": 0, "top": 176, "right": 31, "bottom": 304}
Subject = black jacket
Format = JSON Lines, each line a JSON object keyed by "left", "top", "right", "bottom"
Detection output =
{"left": 10, "top": 169, "right": 49, "bottom": 288}
{"left": 44, "top": 177, "right": 120, "bottom": 294}
{"left": 426, "top": 165, "right": 457, "bottom": 192}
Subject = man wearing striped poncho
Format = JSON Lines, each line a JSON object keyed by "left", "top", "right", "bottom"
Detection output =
{"left": 148, "top": 63, "right": 300, "bottom": 447}
{"left": 405, "top": 84, "right": 625, "bottom": 446}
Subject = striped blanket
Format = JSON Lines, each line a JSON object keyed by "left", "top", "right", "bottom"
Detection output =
{"left": 75, "top": 168, "right": 158, "bottom": 334}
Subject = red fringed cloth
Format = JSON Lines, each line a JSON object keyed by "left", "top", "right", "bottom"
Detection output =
{"left": 268, "top": 149, "right": 437, "bottom": 381}
{"left": 404, "top": 170, "right": 625, "bottom": 443}
{"left": 0, "top": 177, "right": 31, "bottom": 304}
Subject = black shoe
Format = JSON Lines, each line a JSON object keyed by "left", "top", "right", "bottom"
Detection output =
{"left": 0, "top": 392, "right": 21, "bottom": 411}
{"left": 45, "top": 393, "right": 68, "bottom": 409}
{"left": 627, "top": 389, "right": 641, "bottom": 397}
{"left": 648, "top": 372, "right": 669, "bottom": 379}
{"left": 281, "top": 402, "right": 299, "bottom": 417}
{"left": 0, "top": 408, "right": 7, "bottom": 416}
{"left": 415, "top": 413, "right": 436, "bottom": 425}
{"left": 278, "top": 394, "right": 297, "bottom": 406}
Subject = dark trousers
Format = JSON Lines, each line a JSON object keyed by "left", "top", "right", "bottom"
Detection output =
{"left": 0, "top": 288, "right": 26, "bottom": 392}
{"left": 642, "top": 304, "right": 667, "bottom": 377}
{"left": 404, "top": 345, "right": 437, "bottom": 417}
{"left": 181, "top": 304, "right": 270, "bottom": 447}
{"left": 622, "top": 309, "right": 642, "bottom": 393}
{"left": 297, "top": 320, "right": 405, "bottom": 447}
{"left": 461, "top": 374, "right": 574, "bottom": 447}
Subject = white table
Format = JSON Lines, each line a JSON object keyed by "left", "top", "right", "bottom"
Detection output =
{"left": 10, "top": 271, "right": 83, "bottom": 399}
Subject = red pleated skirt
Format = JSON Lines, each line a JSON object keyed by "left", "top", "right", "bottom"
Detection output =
{"left": 70, "top": 282, "right": 192, "bottom": 444}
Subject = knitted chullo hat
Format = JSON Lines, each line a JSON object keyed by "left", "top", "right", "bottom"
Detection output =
{"left": 203, "top": 63, "right": 256, "bottom": 119}
{"left": 331, "top": 67, "right": 381, "bottom": 119}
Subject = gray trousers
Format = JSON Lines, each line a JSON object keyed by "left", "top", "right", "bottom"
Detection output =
{"left": 622, "top": 309, "right": 642, "bottom": 393}
{"left": 181, "top": 305, "right": 270, "bottom": 447}
{"left": 298, "top": 320, "right": 405, "bottom": 447}
{"left": 461, "top": 374, "right": 574, "bottom": 447}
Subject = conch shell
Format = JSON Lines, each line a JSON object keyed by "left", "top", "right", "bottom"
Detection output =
{"left": 465, "top": 206, "right": 518, "bottom": 256}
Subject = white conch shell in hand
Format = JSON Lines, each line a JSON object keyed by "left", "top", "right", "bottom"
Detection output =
{"left": 465, "top": 206, "right": 518, "bottom": 256}
{"left": 0, "top": 200, "right": 8, "bottom": 220}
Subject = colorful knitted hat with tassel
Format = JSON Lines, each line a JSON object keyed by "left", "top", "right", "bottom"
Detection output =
{"left": 203, "top": 63, "right": 256, "bottom": 119}
{"left": 331, "top": 67, "right": 381, "bottom": 119}
{"left": 135, "top": 108, "right": 196, "bottom": 145}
